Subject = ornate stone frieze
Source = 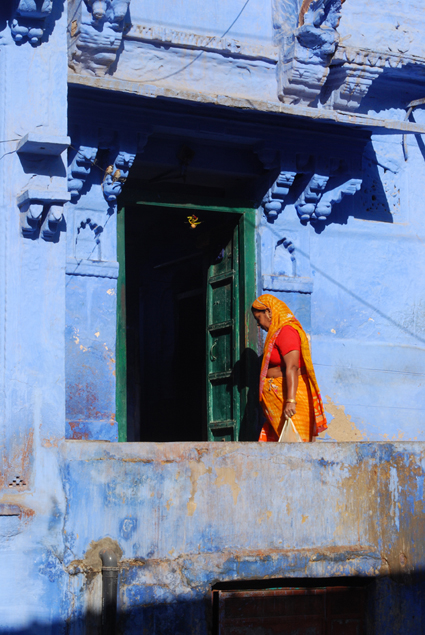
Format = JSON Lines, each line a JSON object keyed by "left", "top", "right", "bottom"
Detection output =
{"left": 322, "top": 46, "right": 425, "bottom": 111}
{"left": 11, "top": 0, "right": 53, "bottom": 46}
{"left": 17, "top": 190, "right": 70, "bottom": 239}
{"left": 102, "top": 151, "right": 136, "bottom": 203}
{"left": 69, "top": 0, "right": 131, "bottom": 76}
{"left": 276, "top": 0, "right": 344, "bottom": 106}
{"left": 68, "top": 146, "right": 98, "bottom": 200}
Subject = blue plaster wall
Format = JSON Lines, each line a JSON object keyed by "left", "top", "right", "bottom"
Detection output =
{"left": 60, "top": 441, "right": 425, "bottom": 635}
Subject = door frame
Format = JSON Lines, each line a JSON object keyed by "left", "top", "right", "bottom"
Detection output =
{"left": 116, "top": 200, "right": 257, "bottom": 442}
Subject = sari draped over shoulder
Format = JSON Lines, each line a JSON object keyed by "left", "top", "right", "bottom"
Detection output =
{"left": 252, "top": 294, "right": 327, "bottom": 441}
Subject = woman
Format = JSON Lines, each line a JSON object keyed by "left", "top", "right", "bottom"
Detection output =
{"left": 252, "top": 294, "right": 327, "bottom": 442}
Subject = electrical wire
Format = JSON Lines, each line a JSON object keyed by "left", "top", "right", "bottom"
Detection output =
{"left": 135, "top": 0, "right": 252, "bottom": 84}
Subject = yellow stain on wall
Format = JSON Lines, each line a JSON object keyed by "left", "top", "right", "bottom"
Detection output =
{"left": 187, "top": 461, "right": 212, "bottom": 517}
{"left": 214, "top": 466, "right": 241, "bottom": 505}
{"left": 320, "top": 396, "right": 366, "bottom": 442}
{"left": 301, "top": 515, "right": 308, "bottom": 524}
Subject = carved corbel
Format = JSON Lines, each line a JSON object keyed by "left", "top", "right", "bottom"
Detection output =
{"left": 322, "top": 48, "right": 386, "bottom": 111}
{"left": 69, "top": 0, "right": 131, "bottom": 76}
{"left": 262, "top": 170, "right": 297, "bottom": 222}
{"left": 315, "top": 177, "right": 362, "bottom": 218}
{"left": 84, "top": 0, "right": 131, "bottom": 24}
{"left": 17, "top": 190, "right": 71, "bottom": 239}
{"left": 11, "top": 0, "right": 53, "bottom": 46}
{"left": 102, "top": 150, "right": 136, "bottom": 203}
{"left": 277, "top": 0, "right": 344, "bottom": 106}
{"left": 295, "top": 172, "right": 330, "bottom": 221}
{"left": 68, "top": 146, "right": 98, "bottom": 200}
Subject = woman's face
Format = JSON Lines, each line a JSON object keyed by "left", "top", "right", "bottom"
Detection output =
{"left": 252, "top": 308, "right": 272, "bottom": 332}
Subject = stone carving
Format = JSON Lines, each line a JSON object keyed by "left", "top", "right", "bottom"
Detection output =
{"left": 69, "top": 0, "right": 131, "bottom": 76}
{"left": 277, "top": 0, "right": 344, "bottom": 106}
{"left": 41, "top": 205, "right": 65, "bottom": 240}
{"left": 17, "top": 190, "right": 70, "bottom": 239}
{"left": 102, "top": 151, "right": 136, "bottom": 203}
{"left": 84, "top": 0, "right": 130, "bottom": 24}
{"left": 315, "top": 178, "right": 362, "bottom": 218}
{"left": 68, "top": 146, "right": 98, "bottom": 200}
{"left": 295, "top": 173, "right": 330, "bottom": 221}
{"left": 262, "top": 170, "right": 297, "bottom": 222}
{"left": 322, "top": 48, "right": 388, "bottom": 111}
{"left": 11, "top": 0, "right": 53, "bottom": 46}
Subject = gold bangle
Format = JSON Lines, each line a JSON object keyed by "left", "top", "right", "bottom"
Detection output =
{"left": 286, "top": 398, "right": 296, "bottom": 404}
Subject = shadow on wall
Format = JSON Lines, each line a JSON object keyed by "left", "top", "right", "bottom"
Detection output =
{"left": 1, "top": 573, "right": 425, "bottom": 634}
{"left": 231, "top": 347, "right": 261, "bottom": 441}
{"left": 311, "top": 143, "right": 393, "bottom": 235}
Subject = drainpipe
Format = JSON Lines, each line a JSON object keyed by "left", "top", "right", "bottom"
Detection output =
{"left": 99, "top": 549, "right": 119, "bottom": 635}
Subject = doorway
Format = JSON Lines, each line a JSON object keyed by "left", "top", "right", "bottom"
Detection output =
{"left": 118, "top": 203, "right": 257, "bottom": 442}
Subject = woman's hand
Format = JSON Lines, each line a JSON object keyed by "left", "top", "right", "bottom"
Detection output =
{"left": 284, "top": 401, "right": 296, "bottom": 420}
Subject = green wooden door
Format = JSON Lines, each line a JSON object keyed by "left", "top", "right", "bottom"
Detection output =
{"left": 206, "top": 223, "right": 242, "bottom": 441}
{"left": 205, "top": 211, "right": 257, "bottom": 441}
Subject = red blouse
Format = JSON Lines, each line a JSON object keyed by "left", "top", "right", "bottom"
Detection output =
{"left": 269, "top": 325, "right": 304, "bottom": 368}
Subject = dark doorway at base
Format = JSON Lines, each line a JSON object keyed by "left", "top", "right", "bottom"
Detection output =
{"left": 125, "top": 205, "right": 240, "bottom": 442}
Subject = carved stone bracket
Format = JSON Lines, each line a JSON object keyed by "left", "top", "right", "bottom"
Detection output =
{"left": 102, "top": 150, "right": 136, "bottom": 203}
{"left": 17, "top": 190, "right": 71, "bottom": 239}
{"left": 322, "top": 47, "right": 393, "bottom": 111}
{"left": 69, "top": 0, "right": 131, "bottom": 76}
{"left": 68, "top": 146, "right": 98, "bottom": 200}
{"left": 295, "top": 172, "right": 330, "bottom": 221}
{"left": 315, "top": 177, "right": 362, "bottom": 218}
{"left": 11, "top": 0, "right": 53, "bottom": 46}
{"left": 84, "top": 0, "right": 131, "bottom": 24}
{"left": 262, "top": 170, "right": 297, "bottom": 222}
{"left": 277, "top": 0, "right": 344, "bottom": 106}
{"left": 296, "top": 174, "right": 362, "bottom": 222}
{"left": 261, "top": 150, "right": 363, "bottom": 224}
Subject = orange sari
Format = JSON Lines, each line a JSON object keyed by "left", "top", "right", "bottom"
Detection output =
{"left": 253, "top": 294, "right": 327, "bottom": 442}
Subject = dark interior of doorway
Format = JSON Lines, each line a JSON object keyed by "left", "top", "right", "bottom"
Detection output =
{"left": 125, "top": 205, "right": 241, "bottom": 442}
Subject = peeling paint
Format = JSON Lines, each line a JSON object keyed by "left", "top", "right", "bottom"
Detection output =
{"left": 187, "top": 461, "right": 211, "bottom": 516}
{"left": 321, "top": 397, "right": 366, "bottom": 441}
{"left": 214, "top": 466, "right": 241, "bottom": 505}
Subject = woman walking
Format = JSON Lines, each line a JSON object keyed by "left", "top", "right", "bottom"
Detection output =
{"left": 252, "top": 294, "right": 327, "bottom": 442}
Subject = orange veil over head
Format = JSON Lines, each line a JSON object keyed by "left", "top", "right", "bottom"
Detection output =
{"left": 252, "top": 294, "right": 327, "bottom": 437}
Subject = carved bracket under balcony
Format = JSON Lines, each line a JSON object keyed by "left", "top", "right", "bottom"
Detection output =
{"left": 68, "top": 146, "right": 98, "bottom": 200}
{"left": 102, "top": 150, "right": 136, "bottom": 203}
{"left": 262, "top": 169, "right": 297, "bottom": 222}
{"left": 262, "top": 153, "right": 362, "bottom": 224}
{"left": 17, "top": 190, "right": 71, "bottom": 239}
{"left": 69, "top": 0, "right": 131, "bottom": 76}
{"left": 11, "top": 0, "right": 53, "bottom": 46}
{"left": 296, "top": 174, "right": 361, "bottom": 221}
{"left": 277, "top": 0, "right": 344, "bottom": 106}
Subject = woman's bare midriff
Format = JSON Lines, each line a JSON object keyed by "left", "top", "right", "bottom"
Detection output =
{"left": 267, "top": 366, "right": 305, "bottom": 378}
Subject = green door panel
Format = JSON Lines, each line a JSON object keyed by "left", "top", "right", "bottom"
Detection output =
{"left": 206, "top": 224, "right": 241, "bottom": 441}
